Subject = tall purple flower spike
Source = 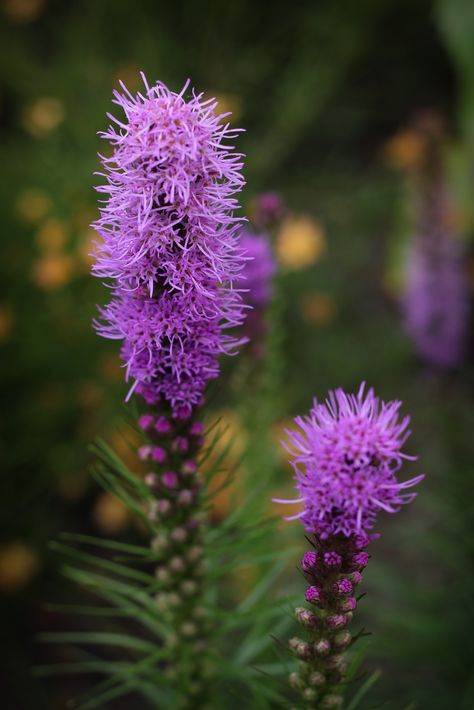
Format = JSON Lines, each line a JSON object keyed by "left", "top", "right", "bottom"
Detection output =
{"left": 277, "top": 384, "right": 423, "bottom": 708}
{"left": 91, "top": 75, "right": 246, "bottom": 704}
{"left": 92, "top": 73, "right": 246, "bottom": 415}
{"left": 404, "top": 231, "right": 469, "bottom": 371}
{"left": 275, "top": 383, "right": 423, "bottom": 537}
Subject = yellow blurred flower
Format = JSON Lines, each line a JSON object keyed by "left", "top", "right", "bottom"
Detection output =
{"left": 15, "top": 188, "right": 51, "bottom": 224}
{"left": 113, "top": 64, "right": 142, "bottom": 91}
{"left": 0, "top": 542, "right": 40, "bottom": 591}
{"left": 31, "top": 253, "right": 74, "bottom": 290}
{"left": 4, "top": 0, "right": 45, "bottom": 23}
{"left": 203, "top": 409, "right": 246, "bottom": 521}
{"left": 35, "top": 217, "right": 68, "bottom": 252}
{"left": 22, "top": 97, "right": 65, "bottom": 137}
{"left": 57, "top": 472, "right": 88, "bottom": 502}
{"left": 276, "top": 215, "right": 325, "bottom": 270}
{"left": 212, "top": 92, "right": 242, "bottom": 122}
{"left": 92, "top": 493, "right": 131, "bottom": 535}
{"left": 0, "top": 304, "right": 14, "bottom": 343}
{"left": 77, "top": 228, "right": 97, "bottom": 268}
{"left": 271, "top": 417, "right": 296, "bottom": 465}
{"left": 300, "top": 291, "right": 337, "bottom": 328}
{"left": 383, "top": 128, "right": 425, "bottom": 172}
{"left": 99, "top": 352, "right": 123, "bottom": 381}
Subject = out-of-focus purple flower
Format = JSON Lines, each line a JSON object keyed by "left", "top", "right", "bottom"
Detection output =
{"left": 253, "top": 191, "right": 285, "bottom": 228}
{"left": 274, "top": 383, "right": 423, "bottom": 537}
{"left": 404, "top": 232, "right": 469, "bottom": 370}
{"left": 239, "top": 231, "right": 276, "bottom": 307}
{"left": 91, "top": 74, "right": 246, "bottom": 413}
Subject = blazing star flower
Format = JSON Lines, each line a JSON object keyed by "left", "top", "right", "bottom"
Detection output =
{"left": 275, "top": 383, "right": 423, "bottom": 537}
{"left": 91, "top": 74, "right": 246, "bottom": 412}
{"left": 404, "top": 232, "right": 469, "bottom": 370}
{"left": 239, "top": 231, "right": 276, "bottom": 307}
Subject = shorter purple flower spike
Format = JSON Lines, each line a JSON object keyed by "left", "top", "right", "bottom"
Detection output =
{"left": 305, "top": 586, "right": 321, "bottom": 605}
{"left": 239, "top": 231, "right": 276, "bottom": 307}
{"left": 276, "top": 383, "right": 423, "bottom": 537}
{"left": 253, "top": 191, "right": 286, "bottom": 227}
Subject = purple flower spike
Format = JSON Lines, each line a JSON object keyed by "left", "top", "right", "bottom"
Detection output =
{"left": 92, "top": 74, "right": 246, "bottom": 414}
{"left": 305, "top": 585, "right": 321, "bottom": 604}
{"left": 301, "top": 550, "right": 318, "bottom": 573}
{"left": 278, "top": 383, "right": 423, "bottom": 536}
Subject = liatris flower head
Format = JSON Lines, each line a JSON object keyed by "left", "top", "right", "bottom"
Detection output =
{"left": 239, "top": 230, "right": 276, "bottom": 307}
{"left": 91, "top": 74, "right": 247, "bottom": 413}
{"left": 275, "top": 383, "right": 423, "bottom": 537}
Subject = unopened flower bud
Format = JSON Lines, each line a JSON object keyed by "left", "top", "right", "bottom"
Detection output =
{"left": 320, "top": 694, "right": 343, "bottom": 709}
{"left": 301, "top": 550, "right": 317, "bottom": 572}
{"left": 138, "top": 445, "right": 152, "bottom": 461}
{"left": 190, "top": 421, "right": 204, "bottom": 436}
{"left": 333, "top": 630, "right": 351, "bottom": 650}
{"left": 155, "top": 567, "right": 171, "bottom": 584}
{"left": 314, "top": 638, "right": 331, "bottom": 656}
{"left": 338, "top": 596, "right": 357, "bottom": 612}
{"left": 157, "top": 499, "right": 172, "bottom": 514}
{"left": 187, "top": 545, "right": 203, "bottom": 562}
{"left": 173, "top": 436, "right": 188, "bottom": 453}
{"left": 161, "top": 471, "right": 178, "bottom": 489}
{"left": 151, "top": 534, "right": 169, "bottom": 553}
{"left": 332, "top": 578, "right": 352, "bottom": 595}
{"left": 309, "top": 671, "right": 325, "bottom": 687}
{"left": 354, "top": 533, "right": 370, "bottom": 550}
{"left": 324, "top": 551, "right": 342, "bottom": 567}
{"left": 155, "top": 416, "right": 172, "bottom": 435}
{"left": 295, "top": 606, "right": 318, "bottom": 628}
{"left": 180, "top": 621, "right": 197, "bottom": 638}
{"left": 303, "top": 688, "right": 318, "bottom": 702}
{"left": 326, "top": 614, "right": 347, "bottom": 630}
{"left": 326, "top": 654, "right": 346, "bottom": 671}
{"left": 350, "top": 571, "right": 363, "bottom": 585}
{"left": 151, "top": 446, "right": 167, "bottom": 463}
{"left": 169, "top": 556, "right": 185, "bottom": 573}
{"left": 182, "top": 460, "right": 197, "bottom": 475}
{"left": 181, "top": 579, "right": 198, "bottom": 596}
{"left": 144, "top": 472, "right": 158, "bottom": 488}
{"left": 352, "top": 551, "right": 369, "bottom": 569}
{"left": 167, "top": 592, "right": 181, "bottom": 608}
{"left": 178, "top": 489, "right": 194, "bottom": 505}
{"left": 170, "top": 527, "right": 187, "bottom": 543}
{"left": 289, "top": 672, "right": 304, "bottom": 690}
{"left": 305, "top": 585, "right": 321, "bottom": 605}
{"left": 138, "top": 414, "right": 154, "bottom": 431}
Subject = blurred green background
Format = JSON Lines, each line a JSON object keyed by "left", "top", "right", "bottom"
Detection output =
{"left": 1, "top": 0, "right": 474, "bottom": 707}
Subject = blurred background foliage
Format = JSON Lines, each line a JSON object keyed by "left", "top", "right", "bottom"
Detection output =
{"left": 1, "top": 0, "right": 474, "bottom": 707}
